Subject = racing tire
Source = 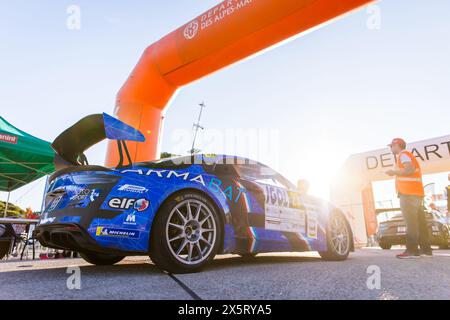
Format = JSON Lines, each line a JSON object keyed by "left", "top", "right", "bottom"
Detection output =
{"left": 379, "top": 242, "right": 392, "bottom": 250}
{"left": 319, "top": 212, "right": 351, "bottom": 261}
{"left": 149, "top": 192, "right": 222, "bottom": 274}
{"left": 80, "top": 251, "right": 125, "bottom": 265}
{"left": 439, "top": 230, "right": 449, "bottom": 249}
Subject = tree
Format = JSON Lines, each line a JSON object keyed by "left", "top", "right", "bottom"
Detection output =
{"left": 160, "top": 152, "right": 180, "bottom": 159}
{"left": 0, "top": 201, "right": 26, "bottom": 218}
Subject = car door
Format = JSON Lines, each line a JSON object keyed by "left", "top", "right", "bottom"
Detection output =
{"left": 257, "top": 176, "right": 309, "bottom": 238}
{"left": 234, "top": 163, "right": 308, "bottom": 238}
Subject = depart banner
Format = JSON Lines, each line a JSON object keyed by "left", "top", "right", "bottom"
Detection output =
{"left": 332, "top": 134, "right": 450, "bottom": 242}
{"left": 337, "top": 134, "right": 450, "bottom": 189}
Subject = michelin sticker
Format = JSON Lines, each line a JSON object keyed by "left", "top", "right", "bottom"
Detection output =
{"left": 96, "top": 227, "right": 140, "bottom": 239}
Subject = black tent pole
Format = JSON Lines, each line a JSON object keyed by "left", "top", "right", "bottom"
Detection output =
{"left": 3, "top": 191, "right": 10, "bottom": 218}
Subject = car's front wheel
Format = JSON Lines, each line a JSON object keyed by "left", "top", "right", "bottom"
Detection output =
{"left": 439, "top": 229, "right": 449, "bottom": 249}
{"left": 80, "top": 251, "right": 125, "bottom": 265}
{"left": 319, "top": 212, "right": 351, "bottom": 261}
{"left": 149, "top": 192, "right": 222, "bottom": 274}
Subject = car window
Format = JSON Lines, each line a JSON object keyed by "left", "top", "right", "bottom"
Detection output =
{"left": 234, "top": 164, "right": 295, "bottom": 189}
{"left": 211, "top": 164, "right": 237, "bottom": 176}
{"left": 135, "top": 156, "right": 194, "bottom": 170}
{"left": 254, "top": 177, "right": 286, "bottom": 188}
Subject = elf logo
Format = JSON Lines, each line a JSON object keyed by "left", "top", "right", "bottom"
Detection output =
{"left": 133, "top": 198, "right": 149, "bottom": 212}
{"left": 108, "top": 198, "right": 149, "bottom": 212}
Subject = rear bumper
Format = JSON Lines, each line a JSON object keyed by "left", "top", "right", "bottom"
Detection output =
{"left": 378, "top": 233, "right": 446, "bottom": 246}
{"left": 34, "top": 223, "right": 146, "bottom": 256}
{"left": 378, "top": 234, "right": 406, "bottom": 245}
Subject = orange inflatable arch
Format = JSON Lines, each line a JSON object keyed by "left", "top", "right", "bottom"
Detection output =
{"left": 106, "top": 0, "right": 373, "bottom": 166}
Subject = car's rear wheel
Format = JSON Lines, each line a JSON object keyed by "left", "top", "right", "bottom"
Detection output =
{"left": 319, "top": 212, "right": 351, "bottom": 261}
{"left": 379, "top": 241, "right": 392, "bottom": 250}
{"left": 149, "top": 192, "right": 222, "bottom": 274}
{"left": 80, "top": 251, "right": 125, "bottom": 265}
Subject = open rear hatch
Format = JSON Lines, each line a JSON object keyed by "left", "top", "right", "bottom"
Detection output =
{"left": 36, "top": 113, "right": 146, "bottom": 251}
{"left": 51, "top": 113, "right": 145, "bottom": 176}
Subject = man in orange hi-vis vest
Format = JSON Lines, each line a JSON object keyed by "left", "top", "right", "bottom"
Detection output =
{"left": 386, "top": 138, "right": 432, "bottom": 259}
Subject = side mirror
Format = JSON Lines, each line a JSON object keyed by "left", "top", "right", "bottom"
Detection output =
{"left": 297, "top": 179, "right": 310, "bottom": 195}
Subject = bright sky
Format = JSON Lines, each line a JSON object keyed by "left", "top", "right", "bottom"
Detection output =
{"left": 1, "top": 0, "right": 449, "bottom": 211}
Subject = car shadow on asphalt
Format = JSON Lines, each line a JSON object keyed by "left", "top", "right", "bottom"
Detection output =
{"left": 0, "top": 261, "right": 165, "bottom": 278}
{"left": 78, "top": 262, "right": 164, "bottom": 276}
{"left": 1, "top": 254, "right": 347, "bottom": 277}
{"left": 205, "top": 254, "right": 323, "bottom": 271}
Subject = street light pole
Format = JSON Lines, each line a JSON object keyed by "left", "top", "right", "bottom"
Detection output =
{"left": 191, "top": 102, "right": 206, "bottom": 154}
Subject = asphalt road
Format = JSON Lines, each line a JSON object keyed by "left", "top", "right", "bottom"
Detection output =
{"left": 1, "top": 248, "right": 450, "bottom": 300}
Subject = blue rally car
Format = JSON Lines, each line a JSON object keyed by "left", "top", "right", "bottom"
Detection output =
{"left": 34, "top": 113, "right": 354, "bottom": 273}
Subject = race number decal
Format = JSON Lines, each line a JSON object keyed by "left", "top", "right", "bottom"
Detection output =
{"left": 261, "top": 184, "right": 320, "bottom": 239}
{"left": 262, "top": 185, "right": 306, "bottom": 234}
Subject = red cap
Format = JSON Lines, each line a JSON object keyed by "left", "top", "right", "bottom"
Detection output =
{"left": 388, "top": 138, "right": 406, "bottom": 149}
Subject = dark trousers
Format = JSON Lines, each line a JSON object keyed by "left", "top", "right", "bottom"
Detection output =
{"left": 399, "top": 194, "right": 431, "bottom": 254}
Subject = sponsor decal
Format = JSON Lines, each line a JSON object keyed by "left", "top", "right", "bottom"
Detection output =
{"left": 90, "top": 190, "right": 100, "bottom": 202}
{"left": 70, "top": 189, "right": 90, "bottom": 201}
{"left": 70, "top": 189, "right": 99, "bottom": 202}
{"left": 108, "top": 197, "right": 135, "bottom": 210}
{"left": 108, "top": 197, "right": 149, "bottom": 212}
{"left": 262, "top": 184, "right": 307, "bottom": 234}
{"left": 134, "top": 198, "right": 149, "bottom": 212}
{"left": 124, "top": 213, "right": 136, "bottom": 225}
{"left": 120, "top": 169, "right": 247, "bottom": 203}
{"left": 307, "top": 212, "right": 318, "bottom": 239}
{"left": 208, "top": 177, "right": 246, "bottom": 203}
{"left": 120, "top": 169, "right": 207, "bottom": 186}
{"left": 39, "top": 217, "right": 56, "bottom": 225}
{"left": 47, "top": 195, "right": 63, "bottom": 212}
{"left": 69, "top": 189, "right": 100, "bottom": 206}
{"left": 0, "top": 133, "right": 18, "bottom": 144}
{"left": 182, "top": 0, "right": 256, "bottom": 40}
{"left": 118, "top": 184, "right": 148, "bottom": 194}
{"left": 203, "top": 153, "right": 217, "bottom": 158}
{"left": 95, "top": 227, "right": 140, "bottom": 239}
{"left": 183, "top": 20, "right": 199, "bottom": 39}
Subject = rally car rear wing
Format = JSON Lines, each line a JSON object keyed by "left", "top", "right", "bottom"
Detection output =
{"left": 51, "top": 113, "right": 145, "bottom": 170}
